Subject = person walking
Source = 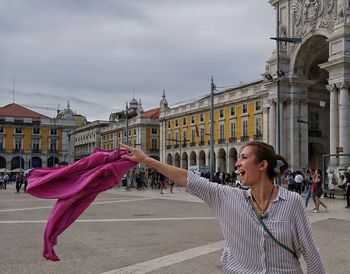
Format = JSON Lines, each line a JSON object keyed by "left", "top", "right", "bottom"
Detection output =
{"left": 305, "top": 169, "right": 316, "bottom": 208}
{"left": 159, "top": 173, "right": 166, "bottom": 194}
{"left": 3, "top": 173, "right": 9, "bottom": 190}
{"left": 285, "top": 171, "right": 295, "bottom": 191}
{"left": 294, "top": 171, "right": 304, "bottom": 195}
{"left": 120, "top": 141, "right": 326, "bottom": 274}
{"left": 327, "top": 170, "right": 336, "bottom": 199}
{"left": 345, "top": 167, "right": 350, "bottom": 208}
{"left": 312, "top": 170, "right": 327, "bottom": 213}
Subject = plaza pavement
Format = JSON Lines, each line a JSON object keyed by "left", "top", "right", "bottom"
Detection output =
{"left": 0, "top": 182, "right": 349, "bottom": 274}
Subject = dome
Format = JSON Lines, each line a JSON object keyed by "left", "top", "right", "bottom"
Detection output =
{"left": 129, "top": 97, "right": 138, "bottom": 109}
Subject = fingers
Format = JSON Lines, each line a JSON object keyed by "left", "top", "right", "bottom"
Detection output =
{"left": 120, "top": 143, "right": 134, "bottom": 151}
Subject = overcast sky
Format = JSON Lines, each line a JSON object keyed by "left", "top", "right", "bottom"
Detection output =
{"left": 0, "top": 0, "right": 276, "bottom": 121}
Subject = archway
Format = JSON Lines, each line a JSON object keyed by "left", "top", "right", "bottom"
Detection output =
{"left": 47, "top": 157, "right": 59, "bottom": 167}
{"left": 11, "top": 156, "right": 24, "bottom": 170}
{"left": 190, "top": 151, "right": 197, "bottom": 166}
{"left": 0, "top": 156, "right": 6, "bottom": 169}
{"left": 218, "top": 148, "right": 226, "bottom": 172}
{"left": 174, "top": 153, "right": 180, "bottom": 168}
{"left": 198, "top": 150, "right": 206, "bottom": 167}
{"left": 182, "top": 152, "right": 188, "bottom": 170}
{"left": 166, "top": 153, "right": 173, "bottom": 165}
{"left": 31, "top": 157, "right": 42, "bottom": 168}
{"left": 229, "top": 148, "right": 238, "bottom": 174}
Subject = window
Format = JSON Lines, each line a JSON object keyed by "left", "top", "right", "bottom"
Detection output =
{"left": 32, "top": 139, "right": 40, "bottom": 150}
{"left": 242, "top": 120, "right": 248, "bottom": 137}
{"left": 219, "top": 124, "right": 225, "bottom": 140}
{"left": 183, "top": 117, "right": 187, "bottom": 126}
{"left": 50, "top": 128, "right": 57, "bottom": 135}
{"left": 220, "top": 109, "right": 224, "bottom": 118}
{"left": 175, "top": 132, "right": 179, "bottom": 142}
{"left": 230, "top": 122, "right": 236, "bottom": 138}
{"left": 183, "top": 130, "right": 187, "bottom": 142}
{"left": 123, "top": 130, "right": 126, "bottom": 137}
{"left": 167, "top": 132, "right": 172, "bottom": 145}
{"left": 200, "top": 128, "right": 205, "bottom": 142}
{"left": 129, "top": 130, "right": 131, "bottom": 136}
{"left": 255, "top": 117, "right": 262, "bottom": 135}
{"left": 255, "top": 101, "right": 262, "bottom": 111}
{"left": 200, "top": 113, "right": 204, "bottom": 122}
{"left": 15, "top": 138, "right": 22, "bottom": 150}
{"left": 168, "top": 121, "right": 171, "bottom": 128}
{"left": 0, "top": 126, "right": 4, "bottom": 133}
{"left": 175, "top": 119, "right": 178, "bottom": 127}
{"left": 118, "top": 131, "right": 121, "bottom": 139}
{"left": 15, "top": 127, "right": 22, "bottom": 134}
{"left": 151, "top": 138, "right": 158, "bottom": 150}
{"left": 134, "top": 128, "right": 137, "bottom": 135}
{"left": 242, "top": 104, "right": 248, "bottom": 114}
{"left": 50, "top": 138, "right": 57, "bottom": 152}
{"left": 151, "top": 128, "right": 158, "bottom": 135}
{"left": 191, "top": 115, "right": 195, "bottom": 124}
{"left": 310, "top": 112, "right": 319, "bottom": 130}
{"left": 0, "top": 138, "right": 4, "bottom": 149}
{"left": 230, "top": 106, "right": 236, "bottom": 116}
{"left": 191, "top": 129, "right": 196, "bottom": 142}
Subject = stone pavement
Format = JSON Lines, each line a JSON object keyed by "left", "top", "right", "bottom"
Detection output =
{"left": 0, "top": 183, "right": 350, "bottom": 274}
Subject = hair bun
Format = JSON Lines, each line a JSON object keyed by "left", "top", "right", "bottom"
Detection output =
{"left": 273, "top": 159, "right": 285, "bottom": 174}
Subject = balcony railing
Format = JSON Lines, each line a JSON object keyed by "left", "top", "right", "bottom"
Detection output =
{"left": 166, "top": 145, "right": 172, "bottom": 149}
{"left": 240, "top": 136, "right": 249, "bottom": 142}
{"left": 309, "top": 130, "right": 322, "bottom": 138}
{"left": 229, "top": 137, "right": 236, "bottom": 143}
{"left": 0, "top": 148, "right": 5, "bottom": 153}
{"left": 198, "top": 141, "right": 205, "bottom": 146}
{"left": 253, "top": 134, "right": 263, "bottom": 140}
{"left": 13, "top": 149, "right": 24, "bottom": 153}
{"left": 181, "top": 143, "right": 187, "bottom": 148}
{"left": 31, "top": 149, "right": 42, "bottom": 153}
{"left": 174, "top": 144, "right": 180, "bottom": 149}
{"left": 218, "top": 138, "right": 226, "bottom": 144}
{"left": 149, "top": 149, "right": 159, "bottom": 153}
{"left": 190, "top": 142, "right": 196, "bottom": 147}
{"left": 48, "top": 149, "right": 58, "bottom": 153}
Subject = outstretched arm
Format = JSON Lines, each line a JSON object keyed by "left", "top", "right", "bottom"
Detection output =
{"left": 120, "top": 144, "right": 188, "bottom": 187}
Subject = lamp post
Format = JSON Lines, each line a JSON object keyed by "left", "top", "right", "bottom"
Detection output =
{"left": 270, "top": 3, "right": 302, "bottom": 154}
{"left": 210, "top": 77, "right": 215, "bottom": 181}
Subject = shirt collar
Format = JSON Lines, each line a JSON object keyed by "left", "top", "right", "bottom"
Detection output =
{"left": 244, "top": 185, "right": 288, "bottom": 202}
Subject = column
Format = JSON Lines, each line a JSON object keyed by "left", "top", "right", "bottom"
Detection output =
{"left": 337, "top": 82, "right": 350, "bottom": 167}
{"left": 327, "top": 84, "right": 339, "bottom": 167}
{"left": 279, "top": 99, "right": 284, "bottom": 155}
{"left": 269, "top": 99, "right": 276, "bottom": 149}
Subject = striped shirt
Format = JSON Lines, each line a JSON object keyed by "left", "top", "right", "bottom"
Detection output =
{"left": 186, "top": 172, "right": 326, "bottom": 274}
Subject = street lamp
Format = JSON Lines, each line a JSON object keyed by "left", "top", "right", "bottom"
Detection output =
{"left": 270, "top": 3, "right": 302, "bottom": 154}
{"left": 210, "top": 77, "right": 216, "bottom": 181}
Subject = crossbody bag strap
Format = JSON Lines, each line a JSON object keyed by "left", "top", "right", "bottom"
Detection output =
{"left": 257, "top": 217, "right": 298, "bottom": 259}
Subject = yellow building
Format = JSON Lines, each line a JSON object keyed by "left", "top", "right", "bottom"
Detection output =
{"left": 0, "top": 103, "right": 85, "bottom": 171}
{"left": 159, "top": 84, "right": 266, "bottom": 174}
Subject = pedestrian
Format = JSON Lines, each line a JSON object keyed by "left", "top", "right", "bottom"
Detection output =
{"left": 3, "top": 173, "right": 9, "bottom": 190}
{"left": 169, "top": 179, "right": 175, "bottom": 194}
{"left": 0, "top": 174, "right": 3, "bottom": 190}
{"left": 294, "top": 170, "right": 304, "bottom": 195}
{"left": 15, "top": 173, "right": 22, "bottom": 193}
{"left": 285, "top": 171, "right": 295, "bottom": 191}
{"left": 305, "top": 169, "right": 316, "bottom": 208}
{"left": 327, "top": 170, "right": 336, "bottom": 199}
{"left": 345, "top": 167, "right": 350, "bottom": 208}
{"left": 120, "top": 141, "right": 326, "bottom": 273}
{"left": 159, "top": 173, "right": 166, "bottom": 194}
{"left": 212, "top": 171, "right": 222, "bottom": 184}
{"left": 312, "top": 170, "right": 327, "bottom": 213}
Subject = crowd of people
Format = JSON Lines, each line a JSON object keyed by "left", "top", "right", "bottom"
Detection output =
{"left": 0, "top": 172, "right": 28, "bottom": 192}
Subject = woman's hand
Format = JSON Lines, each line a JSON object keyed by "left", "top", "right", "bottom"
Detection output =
{"left": 120, "top": 143, "right": 149, "bottom": 164}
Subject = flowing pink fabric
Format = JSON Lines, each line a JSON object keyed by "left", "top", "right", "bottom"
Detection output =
{"left": 27, "top": 149, "right": 136, "bottom": 261}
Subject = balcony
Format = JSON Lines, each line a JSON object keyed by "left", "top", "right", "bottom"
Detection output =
{"left": 149, "top": 149, "right": 159, "bottom": 153}
{"left": 13, "top": 149, "right": 24, "bottom": 153}
{"left": 253, "top": 134, "right": 263, "bottom": 140}
{"left": 32, "top": 149, "right": 42, "bottom": 153}
{"left": 218, "top": 138, "right": 226, "bottom": 144}
{"left": 0, "top": 148, "right": 5, "bottom": 153}
{"left": 174, "top": 144, "right": 180, "bottom": 149}
{"left": 207, "top": 140, "right": 215, "bottom": 145}
{"left": 48, "top": 149, "right": 58, "bottom": 154}
{"left": 198, "top": 141, "right": 205, "bottom": 146}
{"left": 181, "top": 143, "right": 187, "bottom": 148}
{"left": 190, "top": 142, "right": 196, "bottom": 147}
{"left": 240, "top": 136, "right": 249, "bottom": 142}
{"left": 309, "top": 130, "right": 322, "bottom": 138}
{"left": 166, "top": 145, "right": 172, "bottom": 149}
{"left": 229, "top": 137, "right": 236, "bottom": 143}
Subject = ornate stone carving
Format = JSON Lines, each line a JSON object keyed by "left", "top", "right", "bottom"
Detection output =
{"left": 292, "top": 0, "right": 337, "bottom": 36}
{"left": 335, "top": 82, "right": 350, "bottom": 89}
{"left": 326, "top": 84, "right": 337, "bottom": 92}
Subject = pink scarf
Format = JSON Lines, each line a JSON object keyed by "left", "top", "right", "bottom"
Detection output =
{"left": 27, "top": 149, "right": 136, "bottom": 261}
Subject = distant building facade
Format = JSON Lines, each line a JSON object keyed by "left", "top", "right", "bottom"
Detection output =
{"left": 0, "top": 103, "right": 86, "bottom": 171}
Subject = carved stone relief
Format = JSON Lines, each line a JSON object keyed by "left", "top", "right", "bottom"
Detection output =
{"left": 291, "top": 0, "right": 338, "bottom": 37}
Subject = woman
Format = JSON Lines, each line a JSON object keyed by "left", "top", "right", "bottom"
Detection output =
{"left": 120, "top": 141, "right": 326, "bottom": 273}
{"left": 312, "top": 170, "right": 327, "bottom": 213}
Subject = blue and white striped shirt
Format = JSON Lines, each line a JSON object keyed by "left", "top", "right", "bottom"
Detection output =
{"left": 186, "top": 172, "right": 326, "bottom": 274}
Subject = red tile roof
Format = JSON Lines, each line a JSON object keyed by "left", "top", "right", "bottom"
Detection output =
{"left": 0, "top": 103, "right": 50, "bottom": 119}
{"left": 143, "top": 107, "right": 160, "bottom": 118}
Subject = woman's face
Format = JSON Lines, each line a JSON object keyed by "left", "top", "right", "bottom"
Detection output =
{"left": 235, "top": 146, "right": 265, "bottom": 187}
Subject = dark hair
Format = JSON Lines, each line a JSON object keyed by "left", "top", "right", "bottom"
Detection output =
{"left": 241, "top": 141, "right": 289, "bottom": 180}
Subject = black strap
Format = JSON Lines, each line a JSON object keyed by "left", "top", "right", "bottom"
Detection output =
{"left": 257, "top": 216, "right": 298, "bottom": 259}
